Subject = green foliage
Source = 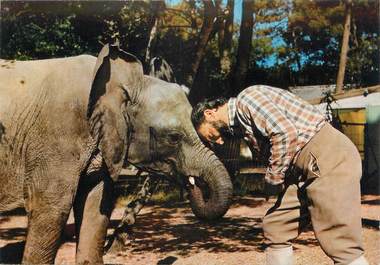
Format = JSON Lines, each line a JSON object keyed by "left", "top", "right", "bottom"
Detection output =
{"left": 0, "top": 0, "right": 378, "bottom": 99}
{"left": 347, "top": 35, "right": 380, "bottom": 86}
{"left": 281, "top": 0, "right": 379, "bottom": 87}
{"left": 1, "top": 3, "right": 87, "bottom": 59}
{"left": 0, "top": 1, "right": 152, "bottom": 60}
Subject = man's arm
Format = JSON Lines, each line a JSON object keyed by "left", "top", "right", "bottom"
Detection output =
{"left": 236, "top": 91, "right": 298, "bottom": 185}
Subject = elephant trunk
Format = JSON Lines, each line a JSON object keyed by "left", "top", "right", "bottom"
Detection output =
{"left": 185, "top": 142, "right": 233, "bottom": 220}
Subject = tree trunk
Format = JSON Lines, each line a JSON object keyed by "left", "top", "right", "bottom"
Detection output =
{"left": 186, "top": 0, "right": 217, "bottom": 87}
{"left": 232, "top": 0, "right": 254, "bottom": 95}
{"left": 145, "top": 1, "right": 165, "bottom": 65}
{"left": 220, "top": 0, "right": 234, "bottom": 76}
{"left": 336, "top": 0, "right": 352, "bottom": 93}
{"left": 145, "top": 18, "right": 159, "bottom": 64}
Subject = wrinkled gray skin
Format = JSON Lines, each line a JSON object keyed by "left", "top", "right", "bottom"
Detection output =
{"left": 0, "top": 44, "right": 232, "bottom": 264}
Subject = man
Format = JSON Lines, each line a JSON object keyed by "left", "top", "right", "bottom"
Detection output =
{"left": 191, "top": 85, "right": 368, "bottom": 265}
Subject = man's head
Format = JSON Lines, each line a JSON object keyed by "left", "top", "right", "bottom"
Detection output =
{"left": 191, "top": 98, "right": 230, "bottom": 145}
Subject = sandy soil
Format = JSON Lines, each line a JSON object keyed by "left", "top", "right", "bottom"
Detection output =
{"left": 1, "top": 195, "right": 379, "bottom": 265}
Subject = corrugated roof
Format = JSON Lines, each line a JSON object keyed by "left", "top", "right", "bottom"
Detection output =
{"left": 289, "top": 85, "right": 336, "bottom": 101}
{"left": 318, "top": 92, "right": 380, "bottom": 110}
{"left": 290, "top": 85, "right": 380, "bottom": 109}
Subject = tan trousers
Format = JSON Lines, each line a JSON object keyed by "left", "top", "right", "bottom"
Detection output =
{"left": 263, "top": 123, "right": 365, "bottom": 265}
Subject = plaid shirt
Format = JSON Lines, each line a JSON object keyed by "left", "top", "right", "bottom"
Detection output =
{"left": 228, "top": 85, "right": 326, "bottom": 185}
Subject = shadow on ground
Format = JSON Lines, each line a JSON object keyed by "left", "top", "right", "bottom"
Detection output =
{"left": 0, "top": 241, "right": 25, "bottom": 263}
{"left": 362, "top": 218, "right": 380, "bottom": 230}
{"left": 361, "top": 199, "right": 380, "bottom": 205}
{"left": 5, "top": 195, "right": 376, "bottom": 262}
{"left": 106, "top": 199, "right": 319, "bottom": 257}
{"left": 157, "top": 256, "right": 178, "bottom": 265}
{"left": 0, "top": 208, "right": 27, "bottom": 263}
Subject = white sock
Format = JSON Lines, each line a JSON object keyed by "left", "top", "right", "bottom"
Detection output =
{"left": 266, "top": 245, "right": 293, "bottom": 265}
{"left": 348, "top": 255, "right": 369, "bottom": 265}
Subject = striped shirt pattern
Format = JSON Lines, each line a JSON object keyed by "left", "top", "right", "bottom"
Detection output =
{"left": 228, "top": 85, "right": 326, "bottom": 185}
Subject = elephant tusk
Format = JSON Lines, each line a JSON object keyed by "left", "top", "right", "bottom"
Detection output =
{"left": 189, "top": 176, "right": 195, "bottom": 186}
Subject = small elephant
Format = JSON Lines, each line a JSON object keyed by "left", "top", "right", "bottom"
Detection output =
{"left": 149, "top": 56, "right": 177, "bottom": 83}
{"left": 0, "top": 44, "right": 232, "bottom": 264}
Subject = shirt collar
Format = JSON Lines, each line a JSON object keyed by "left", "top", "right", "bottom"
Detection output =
{"left": 227, "top": 98, "right": 238, "bottom": 133}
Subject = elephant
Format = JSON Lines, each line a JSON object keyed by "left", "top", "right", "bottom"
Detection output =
{"left": 149, "top": 56, "right": 177, "bottom": 83}
{"left": 0, "top": 44, "right": 233, "bottom": 264}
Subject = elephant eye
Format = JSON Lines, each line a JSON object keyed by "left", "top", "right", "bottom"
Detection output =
{"left": 167, "top": 132, "right": 183, "bottom": 145}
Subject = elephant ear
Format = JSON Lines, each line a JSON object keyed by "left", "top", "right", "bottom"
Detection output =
{"left": 88, "top": 43, "right": 143, "bottom": 181}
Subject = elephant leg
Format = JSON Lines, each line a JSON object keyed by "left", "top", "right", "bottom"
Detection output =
{"left": 22, "top": 195, "right": 72, "bottom": 264}
{"left": 74, "top": 171, "right": 114, "bottom": 264}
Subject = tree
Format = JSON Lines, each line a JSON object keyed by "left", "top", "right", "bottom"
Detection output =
{"left": 247, "top": 0, "right": 289, "bottom": 86}
{"left": 186, "top": 0, "right": 218, "bottom": 88}
{"left": 345, "top": 0, "right": 379, "bottom": 86}
{"left": 336, "top": 0, "right": 352, "bottom": 93}
{"left": 232, "top": 0, "right": 254, "bottom": 95}
{"left": 145, "top": 1, "right": 166, "bottom": 64}
{"left": 2, "top": 0, "right": 377, "bottom": 103}
{"left": 0, "top": 1, "right": 152, "bottom": 60}
{"left": 280, "top": 0, "right": 342, "bottom": 85}
{"left": 0, "top": 2, "right": 88, "bottom": 59}
{"left": 218, "top": 0, "right": 234, "bottom": 76}
{"left": 281, "top": 0, "right": 378, "bottom": 87}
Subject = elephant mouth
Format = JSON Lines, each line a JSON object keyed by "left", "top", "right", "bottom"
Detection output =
{"left": 187, "top": 175, "right": 211, "bottom": 201}
{"left": 128, "top": 158, "right": 178, "bottom": 179}
{"left": 128, "top": 159, "right": 203, "bottom": 191}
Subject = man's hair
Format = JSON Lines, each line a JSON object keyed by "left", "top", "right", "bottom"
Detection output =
{"left": 191, "top": 97, "right": 228, "bottom": 129}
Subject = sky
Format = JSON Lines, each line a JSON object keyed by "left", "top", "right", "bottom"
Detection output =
{"left": 232, "top": 0, "right": 243, "bottom": 22}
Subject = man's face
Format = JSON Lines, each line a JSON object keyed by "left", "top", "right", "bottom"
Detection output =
{"left": 197, "top": 120, "right": 228, "bottom": 145}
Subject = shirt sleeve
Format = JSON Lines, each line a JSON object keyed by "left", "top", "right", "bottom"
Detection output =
{"left": 236, "top": 91, "right": 298, "bottom": 185}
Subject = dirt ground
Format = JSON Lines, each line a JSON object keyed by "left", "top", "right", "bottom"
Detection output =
{"left": 0, "top": 195, "right": 379, "bottom": 265}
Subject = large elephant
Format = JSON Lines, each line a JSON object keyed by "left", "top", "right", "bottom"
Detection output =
{"left": 0, "top": 44, "right": 232, "bottom": 264}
